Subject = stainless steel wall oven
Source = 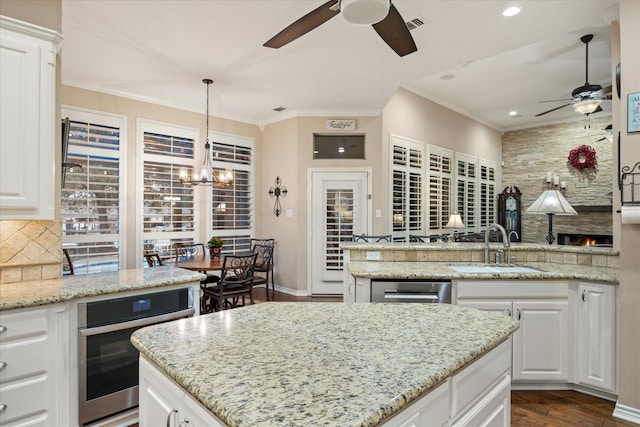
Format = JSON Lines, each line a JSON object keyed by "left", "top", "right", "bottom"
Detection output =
{"left": 78, "top": 287, "right": 194, "bottom": 425}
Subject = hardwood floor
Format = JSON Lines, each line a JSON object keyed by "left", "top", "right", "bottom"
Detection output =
{"left": 253, "top": 289, "right": 635, "bottom": 426}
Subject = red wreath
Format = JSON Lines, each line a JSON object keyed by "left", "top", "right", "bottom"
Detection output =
{"left": 568, "top": 144, "right": 597, "bottom": 171}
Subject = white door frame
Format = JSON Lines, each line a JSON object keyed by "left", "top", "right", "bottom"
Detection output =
{"left": 307, "top": 167, "right": 372, "bottom": 296}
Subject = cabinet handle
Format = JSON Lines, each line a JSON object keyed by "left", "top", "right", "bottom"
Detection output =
{"left": 0, "top": 325, "right": 6, "bottom": 334}
{"left": 0, "top": 361, "right": 6, "bottom": 371}
{"left": 166, "top": 409, "right": 178, "bottom": 427}
{"left": 516, "top": 309, "right": 522, "bottom": 321}
{"left": 0, "top": 404, "right": 7, "bottom": 413}
{"left": 582, "top": 290, "right": 586, "bottom": 302}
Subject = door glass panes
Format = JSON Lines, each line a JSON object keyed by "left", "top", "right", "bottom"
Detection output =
{"left": 325, "top": 189, "right": 354, "bottom": 271}
{"left": 61, "top": 118, "right": 121, "bottom": 275}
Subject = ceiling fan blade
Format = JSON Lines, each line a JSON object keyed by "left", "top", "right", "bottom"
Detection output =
{"left": 539, "top": 98, "right": 572, "bottom": 103}
{"left": 535, "top": 103, "right": 572, "bottom": 117}
{"left": 600, "top": 85, "right": 613, "bottom": 99}
{"left": 263, "top": 0, "right": 340, "bottom": 49}
{"left": 372, "top": 4, "right": 417, "bottom": 57}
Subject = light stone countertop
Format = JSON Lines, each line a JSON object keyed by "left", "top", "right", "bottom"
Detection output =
{"left": 0, "top": 266, "right": 206, "bottom": 311}
{"left": 131, "top": 302, "right": 519, "bottom": 427}
{"left": 347, "top": 261, "right": 618, "bottom": 284}
{"left": 340, "top": 242, "right": 618, "bottom": 255}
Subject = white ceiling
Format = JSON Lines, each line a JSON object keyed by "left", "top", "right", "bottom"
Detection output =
{"left": 60, "top": 0, "right": 619, "bottom": 132}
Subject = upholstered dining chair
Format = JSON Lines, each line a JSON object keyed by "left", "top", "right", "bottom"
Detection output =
{"left": 352, "top": 234, "right": 392, "bottom": 242}
{"left": 201, "top": 253, "right": 258, "bottom": 313}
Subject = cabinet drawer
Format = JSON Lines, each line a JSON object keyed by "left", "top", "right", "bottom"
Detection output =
{"left": 456, "top": 280, "right": 569, "bottom": 299}
{"left": 0, "top": 371, "right": 49, "bottom": 426}
{"left": 0, "top": 334, "right": 48, "bottom": 383}
{"left": 451, "top": 339, "right": 511, "bottom": 417}
{"left": 0, "top": 308, "right": 48, "bottom": 342}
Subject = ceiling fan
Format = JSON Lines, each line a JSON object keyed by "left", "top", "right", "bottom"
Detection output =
{"left": 536, "top": 34, "right": 611, "bottom": 117}
{"left": 263, "top": 0, "right": 417, "bottom": 57}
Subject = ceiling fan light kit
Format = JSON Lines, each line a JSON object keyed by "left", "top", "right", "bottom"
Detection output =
{"left": 573, "top": 99, "right": 602, "bottom": 115}
{"left": 340, "top": 0, "right": 390, "bottom": 25}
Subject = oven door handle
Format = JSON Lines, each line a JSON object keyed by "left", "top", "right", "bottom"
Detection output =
{"left": 79, "top": 308, "right": 195, "bottom": 337}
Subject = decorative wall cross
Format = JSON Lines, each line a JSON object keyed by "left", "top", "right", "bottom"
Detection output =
{"left": 268, "top": 176, "right": 288, "bottom": 217}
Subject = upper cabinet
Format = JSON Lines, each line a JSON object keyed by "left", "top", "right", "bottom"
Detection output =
{"left": 0, "top": 16, "right": 62, "bottom": 219}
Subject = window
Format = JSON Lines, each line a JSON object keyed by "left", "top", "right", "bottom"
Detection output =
{"left": 140, "top": 121, "right": 198, "bottom": 262}
{"left": 210, "top": 132, "right": 256, "bottom": 253}
{"left": 61, "top": 109, "right": 123, "bottom": 274}
{"left": 391, "top": 135, "right": 423, "bottom": 241}
{"left": 427, "top": 145, "right": 453, "bottom": 233}
{"left": 479, "top": 159, "right": 497, "bottom": 228}
{"left": 313, "top": 134, "right": 365, "bottom": 159}
{"left": 456, "top": 153, "right": 478, "bottom": 231}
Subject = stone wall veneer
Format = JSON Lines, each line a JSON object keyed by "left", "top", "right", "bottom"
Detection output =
{"left": 502, "top": 116, "right": 613, "bottom": 244}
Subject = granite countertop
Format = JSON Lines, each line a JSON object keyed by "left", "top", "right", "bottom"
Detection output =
{"left": 131, "top": 302, "right": 519, "bottom": 427}
{"left": 0, "top": 266, "right": 206, "bottom": 311}
{"left": 347, "top": 261, "right": 618, "bottom": 284}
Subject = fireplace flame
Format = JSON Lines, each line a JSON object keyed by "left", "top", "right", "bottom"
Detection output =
{"left": 582, "top": 238, "right": 597, "bottom": 246}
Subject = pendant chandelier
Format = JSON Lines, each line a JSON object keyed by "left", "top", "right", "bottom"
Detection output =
{"left": 180, "top": 79, "right": 233, "bottom": 186}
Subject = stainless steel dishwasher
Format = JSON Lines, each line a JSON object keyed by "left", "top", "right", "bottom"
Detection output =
{"left": 371, "top": 280, "right": 452, "bottom": 303}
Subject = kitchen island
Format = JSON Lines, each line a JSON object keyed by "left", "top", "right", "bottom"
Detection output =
{"left": 132, "top": 302, "right": 519, "bottom": 427}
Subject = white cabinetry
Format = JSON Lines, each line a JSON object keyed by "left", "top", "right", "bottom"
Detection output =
{"left": 0, "top": 16, "right": 62, "bottom": 219}
{"left": 456, "top": 280, "right": 570, "bottom": 383}
{"left": 575, "top": 281, "right": 616, "bottom": 393}
{"left": 0, "top": 304, "right": 68, "bottom": 427}
{"left": 140, "top": 340, "right": 512, "bottom": 427}
{"left": 139, "top": 356, "right": 225, "bottom": 427}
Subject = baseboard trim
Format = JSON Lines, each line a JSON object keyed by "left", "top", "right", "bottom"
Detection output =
{"left": 613, "top": 402, "right": 640, "bottom": 425}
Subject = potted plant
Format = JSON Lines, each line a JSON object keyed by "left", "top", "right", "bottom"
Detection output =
{"left": 207, "top": 237, "right": 224, "bottom": 259}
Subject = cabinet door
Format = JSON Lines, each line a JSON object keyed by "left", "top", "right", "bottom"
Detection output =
{"left": 139, "top": 358, "right": 180, "bottom": 427}
{"left": 451, "top": 375, "right": 511, "bottom": 427}
{"left": 577, "top": 282, "right": 616, "bottom": 392}
{"left": 0, "top": 18, "right": 59, "bottom": 219}
{"left": 512, "top": 300, "right": 569, "bottom": 381}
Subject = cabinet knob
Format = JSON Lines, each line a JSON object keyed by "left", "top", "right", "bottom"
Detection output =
{"left": 516, "top": 309, "right": 522, "bottom": 321}
{"left": 0, "top": 361, "right": 6, "bottom": 371}
{"left": 0, "top": 325, "right": 7, "bottom": 334}
{"left": 0, "top": 404, "right": 7, "bottom": 413}
{"left": 179, "top": 419, "right": 191, "bottom": 426}
{"left": 582, "top": 290, "right": 587, "bottom": 302}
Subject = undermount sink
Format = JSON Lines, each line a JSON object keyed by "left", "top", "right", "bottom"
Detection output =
{"left": 448, "top": 265, "right": 544, "bottom": 274}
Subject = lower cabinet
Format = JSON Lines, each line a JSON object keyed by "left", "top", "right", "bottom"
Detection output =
{"left": 140, "top": 340, "right": 512, "bottom": 427}
{"left": 0, "top": 304, "right": 68, "bottom": 427}
{"left": 139, "top": 356, "right": 224, "bottom": 427}
{"left": 456, "top": 280, "right": 570, "bottom": 383}
{"left": 575, "top": 281, "right": 616, "bottom": 393}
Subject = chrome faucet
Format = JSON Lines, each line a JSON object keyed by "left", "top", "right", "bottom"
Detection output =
{"left": 508, "top": 230, "right": 519, "bottom": 242}
{"left": 484, "top": 223, "right": 510, "bottom": 264}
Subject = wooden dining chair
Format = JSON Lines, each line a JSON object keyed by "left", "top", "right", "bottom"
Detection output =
{"left": 201, "top": 253, "right": 258, "bottom": 313}
{"left": 144, "top": 252, "right": 164, "bottom": 267}
{"left": 62, "top": 248, "right": 75, "bottom": 275}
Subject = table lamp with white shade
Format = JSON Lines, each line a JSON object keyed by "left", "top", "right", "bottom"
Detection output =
{"left": 526, "top": 186, "right": 577, "bottom": 244}
{"left": 445, "top": 212, "right": 465, "bottom": 242}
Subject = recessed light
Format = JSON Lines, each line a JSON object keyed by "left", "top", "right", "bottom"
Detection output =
{"left": 509, "top": 110, "right": 518, "bottom": 116}
{"left": 441, "top": 74, "right": 456, "bottom": 80}
{"left": 502, "top": 5, "right": 523, "bottom": 17}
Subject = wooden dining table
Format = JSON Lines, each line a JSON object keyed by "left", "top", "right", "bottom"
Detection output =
{"left": 173, "top": 255, "right": 223, "bottom": 272}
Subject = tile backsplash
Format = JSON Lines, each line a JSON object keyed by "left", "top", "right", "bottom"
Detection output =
{"left": 0, "top": 220, "right": 62, "bottom": 284}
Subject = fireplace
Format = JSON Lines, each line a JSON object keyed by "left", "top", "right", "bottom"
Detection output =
{"left": 557, "top": 233, "right": 613, "bottom": 247}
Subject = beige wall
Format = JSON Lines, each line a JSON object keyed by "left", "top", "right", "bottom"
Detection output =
{"left": 0, "top": 0, "right": 61, "bottom": 32}
{"left": 61, "top": 85, "right": 263, "bottom": 269}
{"left": 502, "top": 115, "right": 613, "bottom": 244}
{"left": 616, "top": 0, "right": 640, "bottom": 412}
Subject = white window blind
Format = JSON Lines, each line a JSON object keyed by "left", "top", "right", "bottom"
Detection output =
{"left": 480, "top": 159, "right": 497, "bottom": 228}
{"left": 428, "top": 145, "right": 453, "bottom": 233}
{"left": 61, "top": 117, "right": 121, "bottom": 274}
{"left": 141, "top": 122, "right": 198, "bottom": 262}
{"left": 391, "top": 136, "right": 423, "bottom": 242}
{"left": 210, "top": 134, "right": 255, "bottom": 253}
{"left": 456, "top": 153, "right": 478, "bottom": 231}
